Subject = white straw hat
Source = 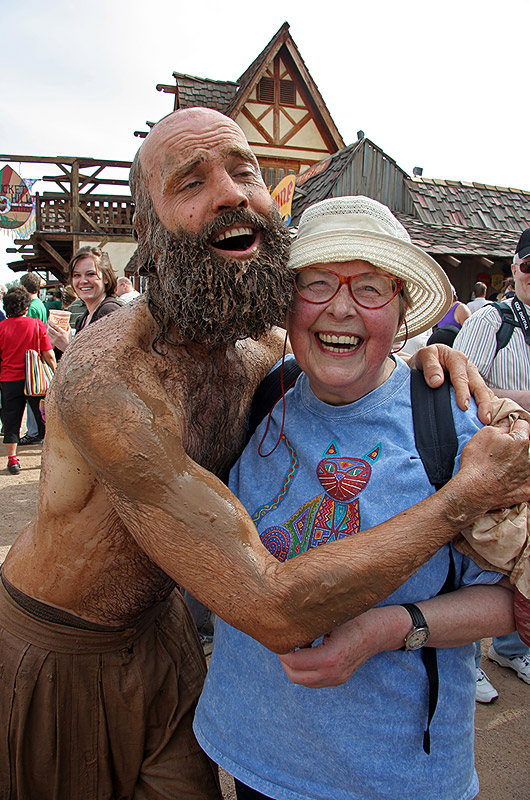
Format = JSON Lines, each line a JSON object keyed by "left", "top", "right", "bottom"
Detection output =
{"left": 288, "top": 196, "right": 452, "bottom": 339}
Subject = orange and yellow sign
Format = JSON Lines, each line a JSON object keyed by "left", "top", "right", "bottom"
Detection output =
{"left": 271, "top": 174, "right": 296, "bottom": 226}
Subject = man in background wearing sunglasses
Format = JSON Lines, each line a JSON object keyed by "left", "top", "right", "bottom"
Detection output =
{"left": 454, "top": 228, "right": 530, "bottom": 701}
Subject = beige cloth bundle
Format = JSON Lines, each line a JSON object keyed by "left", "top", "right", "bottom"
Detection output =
{"left": 454, "top": 397, "right": 530, "bottom": 644}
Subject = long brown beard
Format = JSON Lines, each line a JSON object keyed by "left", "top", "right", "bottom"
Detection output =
{"left": 139, "top": 207, "right": 292, "bottom": 350}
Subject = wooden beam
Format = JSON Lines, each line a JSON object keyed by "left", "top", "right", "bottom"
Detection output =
{"left": 77, "top": 206, "right": 105, "bottom": 233}
{"left": 0, "top": 154, "right": 76, "bottom": 165}
{"left": 278, "top": 112, "right": 312, "bottom": 147}
{"left": 42, "top": 192, "right": 132, "bottom": 201}
{"left": 477, "top": 256, "right": 495, "bottom": 268}
{"left": 273, "top": 56, "right": 280, "bottom": 143}
{"left": 78, "top": 165, "right": 104, "bottom": 192}
{"left": 36, "top": 238, "right": 70, "bottom": 272}
{"left": 42, "top": 175, "right": 130, "bottom": 188}
{"left": 281, "top": 44, "right": 344, "bottom": 150}
{"left": 0, "top": 154, "right": 131, "bottom": 168}
{"left": 240, "top": 107, "right": 273, "bottom": 145}
{"left": 439, "top": 255, "right": 461, "bottom": 269}
{"left": 71, "top": 161, "right": 80, "bottom": 253}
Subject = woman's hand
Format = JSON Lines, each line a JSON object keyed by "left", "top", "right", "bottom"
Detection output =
{"left": 47, "top": 321, "right": 72, "bottom": 353}
{"left": 414, "top": 344, "right": 493, "bottom": 424}
{"left": 278, "top": 583, "right": 518, "bottom": 688}
{"left": 277, "top": 607, "right": 402, "bottom": 688}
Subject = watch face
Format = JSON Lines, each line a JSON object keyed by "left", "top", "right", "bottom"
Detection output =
{"left": 405, "top": 627, "right": 430, "bottom": 650}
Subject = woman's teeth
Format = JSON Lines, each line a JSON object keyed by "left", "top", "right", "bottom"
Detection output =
{"left": 317, "top": 333, "right": 360, "bottom": 353}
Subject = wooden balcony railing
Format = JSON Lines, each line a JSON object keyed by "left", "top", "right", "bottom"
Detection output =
{"left": 36, "top": 193, "right": 135, "bottom": 235}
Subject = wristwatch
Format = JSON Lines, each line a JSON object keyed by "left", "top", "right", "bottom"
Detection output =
{"left": 401, "top": 603, "right": 430, "bottom": 651}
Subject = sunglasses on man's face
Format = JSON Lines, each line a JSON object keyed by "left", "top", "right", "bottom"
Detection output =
{"left": 518, "top": 259, "right": 530, "bottom": 274}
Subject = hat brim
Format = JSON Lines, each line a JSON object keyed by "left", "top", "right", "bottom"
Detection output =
{"left": 288, "top": 228, "right": 453, "bottom": 339}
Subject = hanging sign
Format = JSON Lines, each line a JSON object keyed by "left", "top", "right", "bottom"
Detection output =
{"left": 0, "top": 165, "right": 34, "bottom": 229}
{"left": 271, "top": 174, "right": 296, "bottom": 226}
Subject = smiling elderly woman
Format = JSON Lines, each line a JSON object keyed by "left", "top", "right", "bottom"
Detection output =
{"left": 193, "top": 197, "right": 522, "bottom": 800}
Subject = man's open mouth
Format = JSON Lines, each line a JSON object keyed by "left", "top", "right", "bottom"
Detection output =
{"left": 317, "top": 333, "right": 361, "bottom": 353}
{"left": 211, "top": 226, "right": 259, "bottom": 253}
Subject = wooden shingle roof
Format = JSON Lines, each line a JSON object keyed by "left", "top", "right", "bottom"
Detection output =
{"left": 406, "top": 178, "right": 530, "bottom": 233}
{"left": 292, "top": 141, "right": 364, "bottom": 218}
{"left": 290, "top": 141, "right": 529, "bottom": 261}
{"left": 172, "top": 73, "right": 238, "bottom": 112}
{"left": 152, "top": 23, "right": 344, "bottom": 155}
{"left": 396, "top": 213, "right": 520, "bottom": 259}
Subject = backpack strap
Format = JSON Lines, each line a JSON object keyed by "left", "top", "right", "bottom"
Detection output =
{"left": 491, "top": 301, "right": 519, "bottom": 355}
{"left": 410, "top": 370, "right": 458, "bottom": 490}
{"left": 410, "top": 369, "right": 458, "bottom": 753}
{"left": 245, "top": 358, "right": 302, "bottom": 445}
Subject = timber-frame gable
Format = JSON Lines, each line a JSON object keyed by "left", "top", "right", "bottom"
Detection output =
{"left": 140, "top": 22, "right": 344, "bottom": 189}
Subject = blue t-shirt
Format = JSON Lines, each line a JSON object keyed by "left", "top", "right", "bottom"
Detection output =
{"left": 194, "top": 358, "right": 500, "bottom": 800}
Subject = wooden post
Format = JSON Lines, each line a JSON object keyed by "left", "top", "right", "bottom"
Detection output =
{"left": 71, "top": 160, "right": 80, "bottom": 253}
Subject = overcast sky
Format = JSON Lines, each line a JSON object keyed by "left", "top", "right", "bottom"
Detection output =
{"left": 1, "top": 0, "right": 528, "bottom": 284}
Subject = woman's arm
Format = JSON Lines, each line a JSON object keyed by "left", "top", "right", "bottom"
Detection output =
{"left": 41, "top": 349, "right": 57, "bottom": 370}
{"left": 278, "top": 583, "right": 514, "bottom": 688}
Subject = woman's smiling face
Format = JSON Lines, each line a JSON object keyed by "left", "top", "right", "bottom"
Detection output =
{"left": 71, "top": 257, "right": 107, "bottom": 309}
{"left": 287, "top": 260, "right": 403, "bottom": 406}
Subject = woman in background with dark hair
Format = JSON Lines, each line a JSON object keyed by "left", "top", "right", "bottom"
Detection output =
{"left": 47, "top": 246, "right": 122, "bottom": 352}
{"left": 0, "top": 286, "right": 56, "bottom": 474}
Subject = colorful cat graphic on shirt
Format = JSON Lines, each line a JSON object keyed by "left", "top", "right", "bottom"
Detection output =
{"left": 255, "top": 440, "right": 381, "bottom": 562}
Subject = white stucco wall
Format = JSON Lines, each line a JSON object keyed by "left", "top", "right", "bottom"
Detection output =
{"left": 79, "top": 241, "right": 137, "bottom": 276}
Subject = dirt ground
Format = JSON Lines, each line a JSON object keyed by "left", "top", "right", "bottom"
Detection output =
{"left": 1, "top": 443, "right": 529, "bottom": 799}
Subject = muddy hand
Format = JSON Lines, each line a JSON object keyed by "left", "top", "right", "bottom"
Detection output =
{"left": 458, "top": 420, "right": 530, "bottom": 513}
{"left": 415, "top": 344, "right": 493, "bottom": 424}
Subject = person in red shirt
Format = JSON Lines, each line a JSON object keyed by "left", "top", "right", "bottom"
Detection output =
{"left": 0, "top": 286, "right": 56, "bottom": 474}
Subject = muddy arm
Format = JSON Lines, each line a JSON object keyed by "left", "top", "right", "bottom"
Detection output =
{"left": 59, "top": 373, "right": 530, "bottom": 654}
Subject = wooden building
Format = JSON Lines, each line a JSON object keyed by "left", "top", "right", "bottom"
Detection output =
{"left": 136, "top": 22, "right": 345, "bottom": 189}
{"left": 3, "top": 23, "right": 343, "bottom": 285}
{"left": 4, "top": 21, "right": 529, "bottom": 300}
{"left": 1, "top": 155, "right": 135, "bottom": 285}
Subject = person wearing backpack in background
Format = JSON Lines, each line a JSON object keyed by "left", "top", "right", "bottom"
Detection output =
{"left": 454, "top": 229, "right": 530, "bottom": 702}
{"left": 426, "top": 284, "right": 471, "bottom": 347}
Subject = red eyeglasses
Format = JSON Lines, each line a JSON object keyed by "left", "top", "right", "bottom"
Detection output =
{"left": 294, "top": 268, "right": 404, "bottom": 309}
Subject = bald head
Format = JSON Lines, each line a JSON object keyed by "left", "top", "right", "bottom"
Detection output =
{"left": 139, "top": 108, "right": 248, "bottom": 173}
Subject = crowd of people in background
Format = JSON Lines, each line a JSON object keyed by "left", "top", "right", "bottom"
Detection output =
{"left": 0, "top": 254, "right": 140, "bottom": 468}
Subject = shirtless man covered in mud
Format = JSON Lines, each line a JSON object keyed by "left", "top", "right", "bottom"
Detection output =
{"left": 2, "top": 108, "right": 530, "bottom": 800}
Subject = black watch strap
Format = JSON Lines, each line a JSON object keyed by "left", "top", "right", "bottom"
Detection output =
{"left": 402, "top": 602, "right": 427, "bottom": 629}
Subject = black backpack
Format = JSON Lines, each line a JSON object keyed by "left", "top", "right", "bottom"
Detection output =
{"left": 490, "top": 301, "right": 522, "bottom": 355}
